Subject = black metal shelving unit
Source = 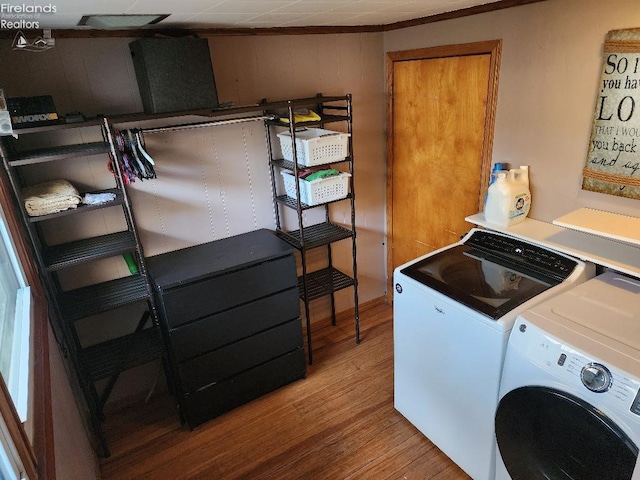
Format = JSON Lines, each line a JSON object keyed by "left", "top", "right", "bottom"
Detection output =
{"left": 0, "top": 118, "right": 166, "bottom": 458}
{"left": 265, "top": 94, "right": 360, "bottom": 364}
{"left": 8, "top": 141, "right": 111, "bottom": 166}
{"left": 0, "top": 96, "right": 360, "bottom": 455}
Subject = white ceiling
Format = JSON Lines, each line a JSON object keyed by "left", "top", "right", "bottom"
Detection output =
{"left": 29, "top": 0, "right": 502, "bottom": 30}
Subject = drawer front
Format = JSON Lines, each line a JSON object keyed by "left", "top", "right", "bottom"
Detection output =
{"left": 160, "top": 255, "right": 296, "bottom": 327}
{"left": 178, "top": 319, "right": 303, "bottom": 393}
{"left": 170, "top": 287, "right": 300, "bottom": 361}
{"left": 182, "top": 348, "right": 306, "bottom": 428}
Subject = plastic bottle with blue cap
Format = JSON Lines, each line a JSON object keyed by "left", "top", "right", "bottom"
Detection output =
{"left": 484, "top": 162, "right": 510, "bottom": 209}
{"left": 484, "top": 165, "right": 531, "bottom": 227}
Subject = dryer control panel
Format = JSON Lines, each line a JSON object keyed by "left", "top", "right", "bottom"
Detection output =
{"left": 630, "top": 392, "right": 640, "bottom": 416}
{"left": 513, "top": 320, "right": 640, "bottom": 417}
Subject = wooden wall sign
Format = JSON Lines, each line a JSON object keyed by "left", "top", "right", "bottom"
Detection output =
{"left": 583, "top": 29, "right": 640, "bottom": 199}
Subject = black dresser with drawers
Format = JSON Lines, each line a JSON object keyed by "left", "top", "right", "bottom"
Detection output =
{"left": 146, "top": 229, "right": 306, "bottom": 428}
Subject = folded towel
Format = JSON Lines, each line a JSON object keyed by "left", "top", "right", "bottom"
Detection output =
{"left": 22, "top": 179, "right": 82, "bottom": 217}
{"left": 83, "top": 192, "right": 116, "bottom": 205}
{"left": 280, "top": 109, "right": 321, "bottom": 124}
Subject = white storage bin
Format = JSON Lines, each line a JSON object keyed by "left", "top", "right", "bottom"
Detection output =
{"left": 281, "top": 171, "right": 351, "bottom": 206}
{"left": 277, "top": 128, "right": 350, "bottom": 166}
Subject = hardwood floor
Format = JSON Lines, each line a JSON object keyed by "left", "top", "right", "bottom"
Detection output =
{"left": 100, "top": 301, "right": 470, "bottom": 479}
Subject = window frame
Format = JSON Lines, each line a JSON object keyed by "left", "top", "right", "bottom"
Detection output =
{"left": 0, "top": 203, "right": 32, "bottom": 422}
{"left": 0, "top": 166, "right": 55, "bottom": 480}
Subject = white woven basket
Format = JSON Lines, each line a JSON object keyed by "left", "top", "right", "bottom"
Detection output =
{"left": 277, "top": 128, "right": 350, "bottom": 166}
{"left": 281, "top": 171, "right": 351, "bottom": 206}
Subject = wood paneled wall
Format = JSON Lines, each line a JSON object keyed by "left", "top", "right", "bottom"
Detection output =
{"left": 0, "top": 32, "right": 387, "bottom": 405}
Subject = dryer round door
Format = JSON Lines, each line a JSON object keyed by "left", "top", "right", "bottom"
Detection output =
{"left": 495, "top": 386, "right": 638, "bottom": 479}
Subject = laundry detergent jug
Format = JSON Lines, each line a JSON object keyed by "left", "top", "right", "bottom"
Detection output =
{"left": 484, "top": 167, "right": 531, "bottom": 227}
{"left": 483, "top": 162, "right": 510, "bottom": 209}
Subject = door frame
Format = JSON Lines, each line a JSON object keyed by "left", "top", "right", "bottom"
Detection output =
{"left": 385, "top": 40, "right": 502, "bottom": 297}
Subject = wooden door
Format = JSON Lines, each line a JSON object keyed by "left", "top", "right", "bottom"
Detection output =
{"left": 386, "top": 41, "right": 501, "bottom": 292}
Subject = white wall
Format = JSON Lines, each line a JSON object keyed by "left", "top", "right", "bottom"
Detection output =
{"left": 384, "top": 0, "right": 640, "bottom": 222}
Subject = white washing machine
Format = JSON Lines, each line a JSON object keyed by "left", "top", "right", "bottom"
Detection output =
{"left": 495, "top": 270, "right": 640, "bottom": 480}
{"left": 394, "top": 228, "right": 594, "bottom": 480}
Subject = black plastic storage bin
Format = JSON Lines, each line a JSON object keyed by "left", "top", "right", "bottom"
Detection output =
{"left": 129, "top": 37, "right": 219, "bottom": 114}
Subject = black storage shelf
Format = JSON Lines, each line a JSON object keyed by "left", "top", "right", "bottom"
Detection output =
{"left": 275, "top": 193, "right": 353, "bottom": 211}
{"left": 82, "top": 327, "right": 163, "bottom": 381}
{"left": 298, "top": 267, "right": 355, "bottom": 302}
{"left": 11, "top": 95, "right": 349, "bottom": 135}
{"left": 59, "top": 274, "right": 151, "bottom": 322}
{"left": 29, "top": 188, "right": 123, "bottom": 223}
{"left": 13, "top": 118, "right": 106, "bottom": 134}
{"left": 263, "top": 95, "right": 350, "bottom": 109}
{"left": 8, "top": 142, "right": 110, "bottom": 166}
{"left": 1, "top": 116, "right": 166, "bottom": 458}
{"left": 270, "top": 157, "right": 352, "bottom": 171}
{"left": 265, "top": 114, "right": 349, "bottom": 128}
{"left": 276, "top": 222, "right": 353, "bottom": 250}
{"left": 267, "top": 94, "right": 359, "bottom": 365}
{"left": 13, "top": 110, "right": 225, "bottom": 135}
{"left": 43, "top": 231, "right": 136, "bottom": 270}
{"left": 3, "top": 95, "right": 359, "bottom": 453}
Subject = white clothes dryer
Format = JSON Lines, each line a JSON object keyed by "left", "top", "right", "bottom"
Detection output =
{"left": 495, "top": 271, "right": 640, "bottom": 480}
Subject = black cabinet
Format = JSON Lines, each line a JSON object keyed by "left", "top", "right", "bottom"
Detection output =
{"left": 147, "top": 229, "right": 306, "bottom": 428}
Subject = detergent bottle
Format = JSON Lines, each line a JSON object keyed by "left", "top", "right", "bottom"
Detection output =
{"left": 517, "top": 165, "right": 530, "bottom": 189}
{"left": 513, "top": 166, "right": 531, "bottom": 219}
{"left": 484, "top": 166, "right": 531, "bottom": 227}
{"left": 483, "top": 162, "right": 510, "bottom": 209}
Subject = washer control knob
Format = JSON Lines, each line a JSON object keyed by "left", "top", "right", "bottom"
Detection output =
{"left": 581, "top": 363, "right": 612, "bottom": 392}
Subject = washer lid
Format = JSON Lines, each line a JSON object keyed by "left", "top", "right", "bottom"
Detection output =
{"left": 550, "top": 271, "right": 640, "bottom": 351}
